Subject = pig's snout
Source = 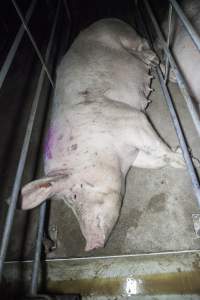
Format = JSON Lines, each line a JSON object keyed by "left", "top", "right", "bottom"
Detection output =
{"left": 78, "top": 191, "right": 122, "bottom": 251}
{"left": 85, "top": 233, "right": 106, "bottom": 251}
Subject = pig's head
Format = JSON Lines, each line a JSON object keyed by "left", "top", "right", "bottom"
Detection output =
{"left": 72, "top": 188, "right": 122, "bottom": 251}
{"left": 21, "top": 171, "right": 122, "bottom": 252}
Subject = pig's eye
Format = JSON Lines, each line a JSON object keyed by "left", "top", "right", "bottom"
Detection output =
{"left": 74, "top": 194, "right": 77, "bottom": 199}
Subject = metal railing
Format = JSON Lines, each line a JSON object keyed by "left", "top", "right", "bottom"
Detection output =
{"left": 0, "top": 0, "right": 71, "bottom": 295}
{"left": 136, "top": 0, "right": 200, "bottom": 206}
{"left": 169, "top": 0, "right": 200, "bottom": 52}
{"left": 0, "top": 0, "right": 37, "bottom": 89}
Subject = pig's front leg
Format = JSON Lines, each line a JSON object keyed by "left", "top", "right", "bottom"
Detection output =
{"left": 132, "top": 148, "right": 184, "bottom": 169}
{"left": 127, "top": 112, "right": 185, "bottom": 169}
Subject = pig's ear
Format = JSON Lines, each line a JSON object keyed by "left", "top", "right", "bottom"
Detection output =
{"left": 21, "top": 175, "right": 68, "bottom": 210}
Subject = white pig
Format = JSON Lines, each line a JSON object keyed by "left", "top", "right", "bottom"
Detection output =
{"left": 21, "top": 19, "right": 185, "bottom": 251}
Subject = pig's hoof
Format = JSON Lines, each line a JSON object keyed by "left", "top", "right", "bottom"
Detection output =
{"left": 160, "top": 63, "right": 177, "bottom": 83}
{"left": 170, "top": 148, "right": 185, "bottom": 169}
{"left": 143, "top": 50, "right": 159, "bottom": 67}
{"left": 168, "top": 69, "right": 177, "bottom": 83}
{"left": 192, "top": 156, "right": 200, "bottom": 168}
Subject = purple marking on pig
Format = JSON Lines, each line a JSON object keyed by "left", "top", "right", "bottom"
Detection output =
{"left": 44, "top": 127, "right": 55, "bottom": 160}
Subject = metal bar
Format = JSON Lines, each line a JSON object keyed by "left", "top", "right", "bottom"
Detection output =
{"left": 30, "top": 202, "right": 46, "bottom": 295}
{"left": 169, "top": 0, "right": 200, "bottom": 52}
{"left": 137, "top": 1, "right": 200, "bottom": 206}
{"left": 63, "top": 0, "right": 72, "bottom": 47}
{"left": 143, "top": 0, "right": 200, "bottom": 139}
{"left": 3, "top": 248, "right": 200, "bottom": 264}
{"left": 0, "top": 0, "right": 37, "bottom": 89}
{"left": 30, "top": 1, "right": 61, "bottom": 294}
{"left": 11, "top": 0, "right": 54, "bottom": 88}
{"left": 156, "top": 66, "right": 200, "bottom": 206}
{"left": 0, "top": 0, "right": 60, "bottom": 283}
{"left": 164, "top": 4, "right": 173, "bottom": 84}
{"left": 63, "top": 0, "right": 71, "bottom": 26}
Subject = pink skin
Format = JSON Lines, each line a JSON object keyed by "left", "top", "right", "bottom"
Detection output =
{"left": 44, "top": 127, "right": 56, "bottom": 161}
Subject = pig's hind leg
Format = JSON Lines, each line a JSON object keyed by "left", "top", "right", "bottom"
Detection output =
{"left": 120, "top": 35, "right": 159, "bottom": 67}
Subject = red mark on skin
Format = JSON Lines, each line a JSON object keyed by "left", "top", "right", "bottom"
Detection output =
{"left": 38, "top": 182, "right": 52, "bottom": 188}
{"left": 44, "top": 127, "right": 55, "bottom": 160}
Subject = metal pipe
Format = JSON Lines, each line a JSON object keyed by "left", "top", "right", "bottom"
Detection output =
{"left": 0, "top": 0, "right": 60, "bottom": 283}
{"left": 156, "top": 66, "right": 200, "bottom": 206}
{"left": 169, "top": 0, "right": 200, "bottom": 52}
{"left": 3, "top": 248, "right": 200, "bottom": 264}
{"left": 143, "top": 0, "right": 200, "bottom": 139}
{"left": 63, "top": 0, "right": 72, "bottom": 48}
{"left": 164, "top": 4, "right": 173, "bottom": 84}
{"left": 11, "top": 0, "right": 54, "bottom": 88}
{"left": 30, "top": 202, "right": 46, "bottom": 295}
{"left": 137, "top": 1, "right": 200, "bottom": 206}
{"left": 0, "top": 0, "right": 37, "bottom": 89}
{"left": 63, "top": 0, "right": 71, "bottom": 26}
{"left": 30, "top": 1, "right": 61, "bottom": 294}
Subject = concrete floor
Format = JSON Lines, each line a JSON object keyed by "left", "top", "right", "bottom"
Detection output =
{"left": 3, "top": 250, "right": 200, "bottom": 298}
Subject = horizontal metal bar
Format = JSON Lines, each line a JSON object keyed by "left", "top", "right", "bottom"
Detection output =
{"left": 143, "top": 0, "right": 200, "bottom": 139}
{"left": 156, "top": 66, "right": 200, "bottom": 206}
{"left": 0, "top": 0, "right": 37, "bottom": 89}
{"left": 11, "top": 0, "right": 54, "bottom": 88}
{"left": 30, "top": 0, "right": 61, "bottom": 294}
{"left": 3, "top": 248, "right": 200, "bottom": 264}
{"left": 169, "top": 0, "right": 200, "bottom": 52}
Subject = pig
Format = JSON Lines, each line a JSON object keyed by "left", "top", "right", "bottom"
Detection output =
{"left": 159, "top": 0, "right": 200, "bottom": 110}
{"left": 21, "top": 19, "right": 185, "bottom": 251}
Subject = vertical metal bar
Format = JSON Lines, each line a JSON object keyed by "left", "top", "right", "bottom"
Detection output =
{"left": 30, "top": 202, "right": 46, "bottom": 295}
{"left": 137, "top": 1, "right": 200, "bottom": 206}
{"left": 0, "top": 0, "right": 60, "bottom": 283}
{"left": 0, "top": 0, "right": 37, "bottom": 89}
{"left": 143, "top": 0, "right": 200, "bottom": 139}
{"left": 11, "top": 0, "right": 54, "bottom": 88}
{"left": 157, "top": 67, "right": 200, "bottom": 205}
{"left": 169, "top": 0, "right": 200, "bottom": 52}
{"left": 164, "top": 4, "right": 173, "bottom": 84}
{"left": 63, "top": 0, "right": 72, "bottom": 44}
{"left": 63, "top": 0, "right": 71, "bottom": 26}
{"left": 30, "top": 0, "right": 61, "bottom": 294}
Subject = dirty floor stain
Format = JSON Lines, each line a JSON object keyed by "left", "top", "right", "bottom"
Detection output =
{"left": 47, "top": 271, "right": 200, "bottom": 296}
